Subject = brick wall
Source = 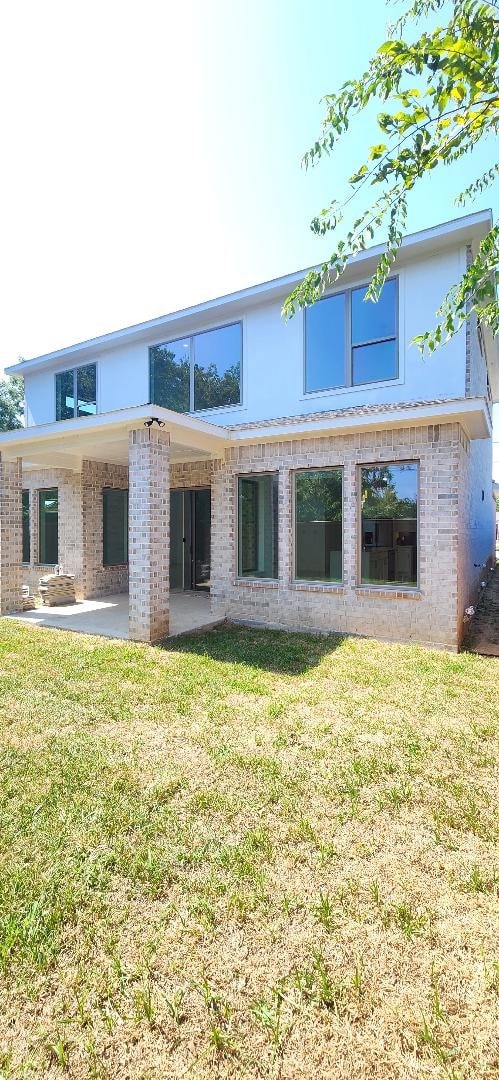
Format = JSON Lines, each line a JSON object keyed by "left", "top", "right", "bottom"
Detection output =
{"left": 0, "top": 456, "right": 22, "bottom": 613}
{"left": 20, "top": 467, "right": 83, "bottom": 597}
{"left": 12, "top": 423, "right": 490, "bottom": 650}
{"left": 81, "top": 460, "right": 129, "bottom": 598}
{"left": 170, "top": 459, "right": 213, "bottom": 490}
{"left": 211, "top": 422, "right": 471, "bottom": 650}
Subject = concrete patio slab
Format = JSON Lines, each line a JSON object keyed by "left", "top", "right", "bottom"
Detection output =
{"left": 5, "top": 591, "right": 220, "bottom": 640}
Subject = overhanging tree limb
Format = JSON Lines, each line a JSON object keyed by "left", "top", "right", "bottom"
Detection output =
{"left": 283, "top": 0, "right": 499, "bottom": 354}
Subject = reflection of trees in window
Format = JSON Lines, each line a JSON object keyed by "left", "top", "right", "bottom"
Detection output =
{"left": 295, "top": 469, "right": 343, "bottom": 582}
{"left": 360, "top": 464, "right": 418, "bottom": 587}
{"left": 361, "top": 465, "right": 417, "bottom": 519}
{"left": 150, "top": 323, "right": 242, "bottom": 414}
{"left": 150, "top": 346, "right": 190, "bottom": 412}
{"left": 55, "top": 370, "right": 74, "bottom": 420}
{"left": 194, "top": 362, "right": 240, "bottom": 411}
{"left": 295, "top": 470, "right": 342, "bottom": 522}
{"left": 55, "top": 365, "right": 96, "bottom": 420}
{"left": 77, "top": 365, "right": 97, "bottom": 416}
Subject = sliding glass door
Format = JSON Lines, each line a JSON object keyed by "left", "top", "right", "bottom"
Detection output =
{"left": 170, "top": 489, "right": 211, "bottom": 591}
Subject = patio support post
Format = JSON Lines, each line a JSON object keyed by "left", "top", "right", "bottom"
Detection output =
{"left": 0, "top": 454, "right": 23, "bottom": 614}
{"left": 128, "top": 427, "right": 170, "bottom": 642}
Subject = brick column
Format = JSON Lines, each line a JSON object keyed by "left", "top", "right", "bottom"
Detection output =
{"left": 278, "top": 467, "right": 292, "bottom": 585}
{"left": 210, "top": 456, "right": 232, "bottom": 621}
{"left": 342, "top": 461, "right": 357, "bottom": 587}
{"left": 0, "top": 455, "right": 23, "bottom": 614}
{"left": 128, "top": 428, "right": 170, "bottom": 643}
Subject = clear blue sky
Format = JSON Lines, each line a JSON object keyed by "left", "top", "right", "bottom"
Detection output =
{"left": 0, "top": 0, "right": 497, "bottom": 473}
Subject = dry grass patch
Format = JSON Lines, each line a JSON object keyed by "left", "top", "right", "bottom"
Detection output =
{"left": 0, "top": 620, "right": 497, "bottom": 1078}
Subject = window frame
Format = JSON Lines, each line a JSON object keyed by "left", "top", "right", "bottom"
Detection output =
{"left": 292, "top": 466, "right": 344, "bottom": 585}
{"left": 357, "top": 459, "right": 420, "bottom": 591}
{"left": 236, "top": 471, "right": 279, "bottom": 581}
{"left": 304, "top": 276, "right": 399, "bottom": 395}
{"left": 55, "top": 362, "right": 97, "bottom": 421}
{"left": 149, "top": 320, "right": 243, "bottom": 415}
{"left": 38, "top": 487, "right": 59, "bottom": 565}
{"left": 102, "top": 487, "right": 129, "bottom": 567}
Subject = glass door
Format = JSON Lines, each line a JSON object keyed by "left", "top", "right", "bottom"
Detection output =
{"left": 169, "top": 488, "right": 211, "bottom": 591}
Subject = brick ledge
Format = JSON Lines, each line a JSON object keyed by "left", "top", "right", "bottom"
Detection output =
{"left": 233, "top": 578, "right": 279, "bottom": 589}
{"left": 288, "top": 582, "right": 345, "bottom": 594}
{"left": 355, "top": 586, "right": 422, "bottom": 601}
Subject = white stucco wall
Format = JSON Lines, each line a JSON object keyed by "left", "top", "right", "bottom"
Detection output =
{"left": 23, "top": 245, "right": 469, "bottom": 428}
{"left": 469, "top": 436, "right": 496, "bottom": 572}
{"left": 198, "top": 247, "right": 467, "bottom": 426}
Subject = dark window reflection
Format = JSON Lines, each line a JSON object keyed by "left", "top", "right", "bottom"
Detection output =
{"left": 39, "top": 488, "right": 59, "bottom": 564}
{"left": 56, "top": 365, "right": 96, "bottom": 420}
{"left": 77, "top": 365, "right": 97, "bottom": 417}
{"left": 295, "top": 468, "right": 343, "bottom": 581}
{"left": 22, "top": 490, "right": 30, "bottom": 563}
{"left": 55, "top": 370, "right": 74, "bottom": 420}
{"left": 150, "top": 340, "right": 190, "bottom": 412}
{"left": 361, "top": 464, "right": 418, "bottom": 586}
{"left": 103, "top": 488, "right": 128, "bottom": 565}
{"left": 150, "top": 323, "right": 241, "bottom": 414}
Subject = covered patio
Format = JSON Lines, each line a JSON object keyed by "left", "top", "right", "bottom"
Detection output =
{"left": 6, "top": 590, "right": 220, "bottom": 640}
{"left": 0, "top": 404, "right": 229, "bottom": 642}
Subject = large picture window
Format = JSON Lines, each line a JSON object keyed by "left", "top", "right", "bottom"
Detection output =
{"left": 305, "top": 278, "right": 397, "bottom": 392}
{"left": 56, "top": 364, "right": 97, "bottom": 420}
{"left": 238, "top": 473, "right": 278, "bottom": 579}
{"left": 22, "top": 490, "right": 30, "bottom": 563}
{"left": 294, "top": 468, "right": 343, "bottom": 582}
{"left": 38, "top": 489, "right": 58, "bottom": 564}
{"left": 360, "top": 463, "right": 418, "bottom": 587}
{"left": 103, "top": 488, "right": 128, "bottom": 566}
{"left": 150, "top": 322, "right": 242, "bottom": 414}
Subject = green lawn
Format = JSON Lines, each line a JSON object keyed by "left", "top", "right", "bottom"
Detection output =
{"left": 0, "top": 620, "right": 497, "bottom": 1079}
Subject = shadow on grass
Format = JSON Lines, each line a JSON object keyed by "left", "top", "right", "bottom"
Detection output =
{"left": 163, "top": 622, "right": 346, "bottom": 675}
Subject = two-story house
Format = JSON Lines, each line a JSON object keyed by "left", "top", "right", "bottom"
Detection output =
{"left": 0, "top": 210, "right": 497, "bottom": 649}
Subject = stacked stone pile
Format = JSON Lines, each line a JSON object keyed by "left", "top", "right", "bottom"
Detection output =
{"left": 39, "top": 574, "right": 76, "bottom": 607}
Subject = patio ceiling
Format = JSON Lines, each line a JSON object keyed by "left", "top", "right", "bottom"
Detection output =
{"left": 0, "top": 405, "right": 230, "bottom": 470}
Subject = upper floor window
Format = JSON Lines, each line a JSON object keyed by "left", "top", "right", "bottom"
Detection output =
{"left": 150, "top": 322, "right": 242, "bottom": 414}
{"left": 55, "top": 364, "right": 97, "bottom": 421}
{"left": 305, "top": 278, "right": 398, "bottom": 393}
